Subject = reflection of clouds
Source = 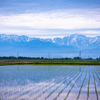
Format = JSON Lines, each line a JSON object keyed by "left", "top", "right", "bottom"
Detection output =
{"left": 80, "top": 85, "right": 100, "bottom": 93}
{"left": 0, "top": 82, "right": 71, "bottom": 100}
{"left": 0, "top": 65, "right": 100, "bottom": 100}
{"left": 1, "top": 81, "right": 99, "bottom": 100}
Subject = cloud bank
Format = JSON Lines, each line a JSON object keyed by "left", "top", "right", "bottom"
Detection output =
{"left": 0, "top": 8, "right": 100, "bottom": 38}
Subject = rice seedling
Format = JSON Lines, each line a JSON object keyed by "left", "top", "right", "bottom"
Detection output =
{"left": 33, "top": 69, "right": 77, "bottom": 100}
{"left": 44, "top": 68, "right": 79, "bottom": 100}
{"left": 8, "top": 66, "right": 64, "bottom": 98}
{"left": 53, "top": 67, "right": 86, "bottom": 100}
{"left": 0, "top": 65, "right": 100, "bottom": 100}
{"left": 91, "top": 68, "right": 99, "bottom": 100}
{"left": 64, "top": 68, "right": 86, "bottom": 100}
{"left": 76, "top": 67, "right": 88, "bottom": 100}
{"left": 93, "top": 68, "right": 100, "bottom": 82}
{"left": 87, "top": 67, "right": 90, "bottom": 100}
{"left": 12, "top": 66, "right": 71, "bottom": 100}
{"left": 95, "top": 67, "right": 100, "bottom": 75}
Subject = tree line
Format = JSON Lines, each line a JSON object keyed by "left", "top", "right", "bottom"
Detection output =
{"left": 0, "top": 56, "right": 100, "bottom": 60}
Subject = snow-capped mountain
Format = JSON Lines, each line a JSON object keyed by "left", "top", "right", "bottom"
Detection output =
{"left": 0, "top": 34, "right": 100, "bottom": 49}
{"left": 0, "top": 34, "right": 100, "bottom": 58}
{"left": 0, "top": 34, "right": 30, "bottom": 42}
{"left": 52, "top": 34, "right": 100, "bottom": 49}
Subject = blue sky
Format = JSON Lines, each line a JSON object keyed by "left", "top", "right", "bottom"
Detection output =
{"left": 0, "top": 0, "right": 100, "bottom": 38}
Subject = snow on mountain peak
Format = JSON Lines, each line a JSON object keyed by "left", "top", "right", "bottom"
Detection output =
{"left": 70, "top": 34, "right": 78, "bottom": 43}
{"left": 0, "top": 34, "right": 100, "bottom": 49}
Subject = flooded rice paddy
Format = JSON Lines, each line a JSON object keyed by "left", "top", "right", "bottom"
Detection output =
{"left": 0, "top": 65, "right": 100, "bottom": 100}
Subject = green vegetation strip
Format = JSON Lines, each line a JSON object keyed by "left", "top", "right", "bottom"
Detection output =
{"left": 0, "top": 60, "right": 100, "bottom": 65}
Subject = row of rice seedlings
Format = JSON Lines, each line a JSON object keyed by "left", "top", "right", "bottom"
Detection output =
{"left": 33, "top": 65, "right": 57, "bottom": 74}
{"left": 93, "top": 68, "right": 100, "bottom": 82}
{"left": 32, "top": 67, "right": 62, "bottom": 83}
{"left": 34, "top": 68, "right": 62, "bottom": 80}
{"left": 31, "top": 66, "right": 61, "bottom": 82}
{"left": 20, "top": 66, "right": 47, "bottom": 79}
{"left": 87, "top": 67, "right": 90, "bottom": 100}
{"left": 4, "top": 85, "right": 27, "bottom": 97}
{"left": 0, "top": 97, "right": 4, "bottom": 100}
{"left": 31, "top": 66, "right": 80, "bottom": 97}
{"left": 2, "top": 85, "right": 29, "bottom": 100}
{"left": 9, "top": 67, "right": 65, "bottom": 100}
{"left": 91, "top": 68, "right": 99, "bottom": 100}
{"left": 23, "top": 66, "right": 60, "bottom": 83}
{"left": 1, "top": 67, "right": 58, "bottom": 99}
{"left": 33, "top": 66, "right": 82, "bottom": 100}
{"left": 20, "top": 67, "right": 63, "bottom": 87}
{"left": 53, "top": 67, "right": 86, "bottom": 100}
{"left": 95, "top": 67, "right": 100, "bottom": 76}
{"left": 11, "top": 67, "right": 72, "bottom": 100}
{"left": 44, "top": 67, "right": 80, "bottom": 100}
{"left": 95, "top": 66, "right": 100, "bottom": 72}
{"left": 0, "top": 66, "right": 81, "bottom": 100}
{"left": 19, "top": 71, "right": 70, "bottom": 99}
{"left": 1, "top": 85, "right": 22, "bottom": 99}
{"left": 0, "top": 66, "right": 53, "bottom": 99}
{"left": 63, "top": 67, "right": 86, "bottom": 100}
{"left": 32, "top": 68, "right": 77, "bottom": 100}
{"left": 42, "top": 68, "right": 74, "bottom": 82}
{"left": 3, "top": 80, "right": 40, "bottom": 98}
{"left": 1, "top": 66, "right": 53, "bottom": 98}
{"left": 76, "top": 67, "right": 88, "bottom": 100}
{"left": 28, "top": 69, "right": 70, "bottom": 97}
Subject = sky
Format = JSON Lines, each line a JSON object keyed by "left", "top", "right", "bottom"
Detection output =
{"left": 0, "top": 0, "right": 100, "bottom": 39}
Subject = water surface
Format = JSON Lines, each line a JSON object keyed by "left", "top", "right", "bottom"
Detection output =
{"left": 0, "top": 65, "right": 100, "bottom": 100}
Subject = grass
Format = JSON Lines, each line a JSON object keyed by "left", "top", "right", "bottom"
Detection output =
{"left": 0, "top": 59, "right": 100, "bottom": 65}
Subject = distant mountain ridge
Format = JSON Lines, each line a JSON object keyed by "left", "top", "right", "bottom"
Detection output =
{"left": 0, "top": 34, "right": 100, "bottom": 49}
{"left": 0, "top": 34, "right": 100, "bottom": 58}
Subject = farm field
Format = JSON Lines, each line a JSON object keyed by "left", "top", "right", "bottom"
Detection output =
{"left": 0, "top": 59, "right": 100, "bottom": 65}
{"left": 0, "top": 65, "right": 100, "bottom": 100}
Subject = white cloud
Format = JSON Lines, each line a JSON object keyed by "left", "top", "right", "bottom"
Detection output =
{"left": 0, "top": 8, "right": 100, "bottom": 38}
{"left": 0, "top": 9, "right": 100, "bottom": 29}
{"left": 79, "top": 30, "right": 100, "bottom": 34}
{"left": 0, "top": 27, "right": 99, "bottom": 39}
{"left": 78, "top": 30, "right": 100, "bottom": 37}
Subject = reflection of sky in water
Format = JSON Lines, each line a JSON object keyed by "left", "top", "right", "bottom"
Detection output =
{"left": 0, "top": 65, "right": 100, "bottom": 100}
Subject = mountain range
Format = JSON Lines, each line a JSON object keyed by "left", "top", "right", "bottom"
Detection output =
{"left": 0, "top": 34, "right": 100, "bottom": 58}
